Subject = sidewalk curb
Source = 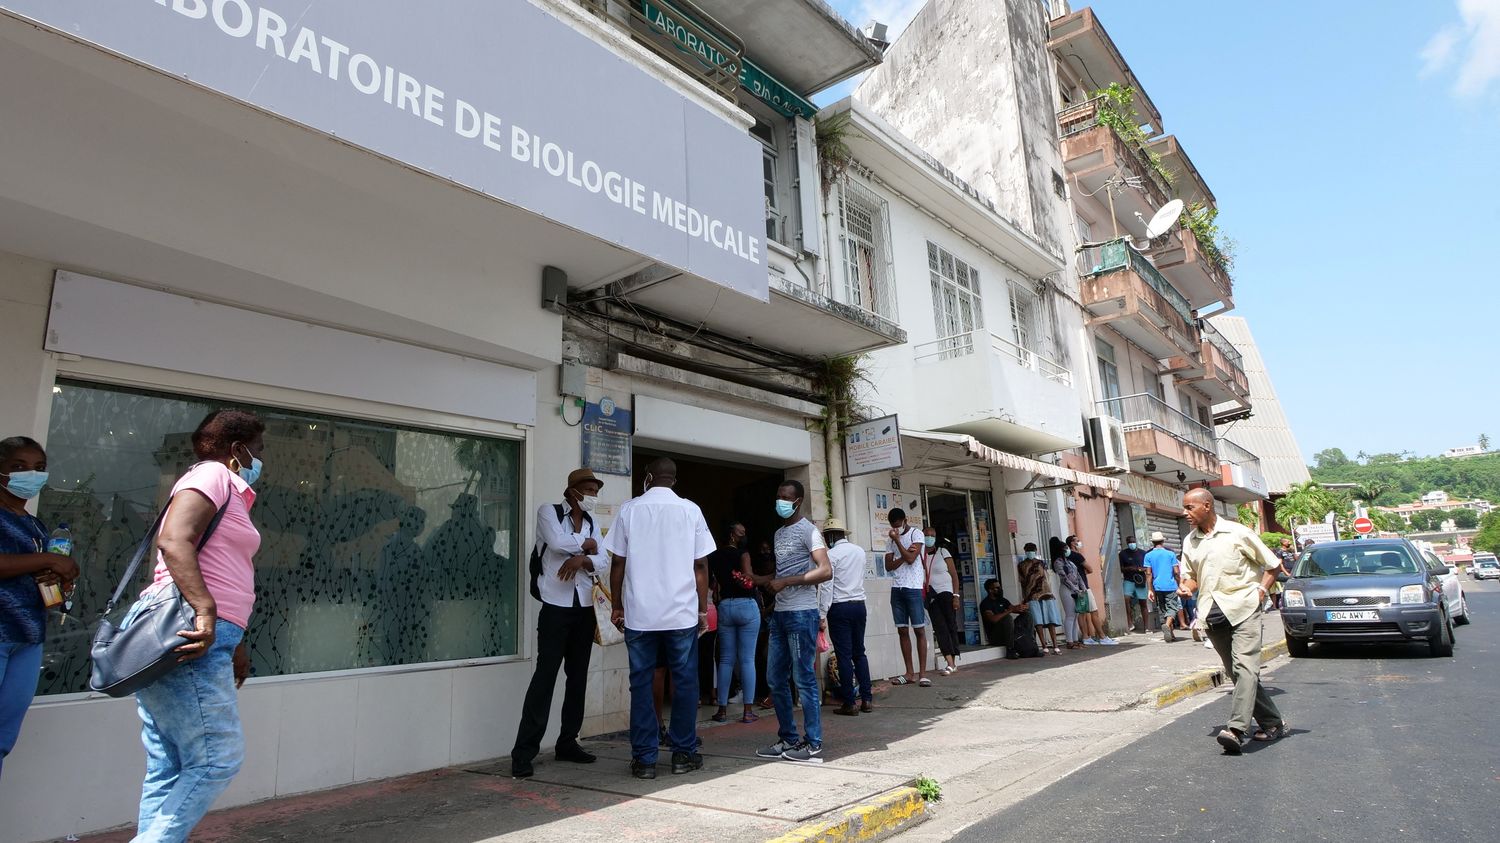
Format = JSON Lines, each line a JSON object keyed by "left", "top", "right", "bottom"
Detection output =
{"left": 764, "top": 784, "right": 927, "bottom": 843}
{"left": 1141, "top": 639, "right": 1289, "bottom": 709}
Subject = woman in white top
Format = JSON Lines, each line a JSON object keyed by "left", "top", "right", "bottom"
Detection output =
{"left": 922, "top": 526, "right": 963, "bottom": 675}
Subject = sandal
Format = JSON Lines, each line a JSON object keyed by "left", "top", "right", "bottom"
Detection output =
{"left": 740, "top": 712, "right": 759, "bottom": 724}
{"left": 710, "top": 710, "right": 728, "bottom": 723}
{"left": 890, "top": 676, "right": 911, "bottom": 686}
{"left": 1252, "top": 723, "right": 1288, "bottom": 742}
{"left": 917, "top": 677, "right": 932, "bottom": 687}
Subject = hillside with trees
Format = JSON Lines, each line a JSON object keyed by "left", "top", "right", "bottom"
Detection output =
{"left": 1308, "top": 447, "right": 1500, "bottom": 506}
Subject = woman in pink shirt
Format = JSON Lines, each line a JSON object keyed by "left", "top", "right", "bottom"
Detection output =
{"left": 126, "top": 409, "right": 264, "bottom": 843}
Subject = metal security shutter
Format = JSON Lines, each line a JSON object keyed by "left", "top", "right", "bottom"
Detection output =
{"left": 1146, "top": 511, "right": 1188, "bottom": 553}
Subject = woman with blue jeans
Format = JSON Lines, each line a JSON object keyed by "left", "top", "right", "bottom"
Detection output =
{"left": 123, "top": 409, "right": 265, "bottom": 842}
{"left": 709, "top": 522, "right": 761, "bottom": 724}
{"left": 0, "top": 436, "right": 79, "bottom": 780}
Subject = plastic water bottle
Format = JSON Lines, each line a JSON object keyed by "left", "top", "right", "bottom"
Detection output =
{"left": 38, "top": 523, "right": 71, "bottom": 608}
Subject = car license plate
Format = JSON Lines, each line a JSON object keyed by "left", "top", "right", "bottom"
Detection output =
{"left": 1325, "top": 610, "right": 1379, "bottom": 621}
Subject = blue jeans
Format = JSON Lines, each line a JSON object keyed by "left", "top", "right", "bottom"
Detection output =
{"left": 0, "top": 641, "right": 42, "bottom": 781}
{"left": 129, "top": 611, "right": 246, "bottom": 843}
{"left": 768, "top": 609, "right": 821, "bottom": 747}
{"left": 625, "top": 626, "right": 699, "bottom": 765}
{"left": 716, "top": 598, "right": 760, "bottom": 706}
{"left": 826, "top": 601, "right": 871, "bottom": 706}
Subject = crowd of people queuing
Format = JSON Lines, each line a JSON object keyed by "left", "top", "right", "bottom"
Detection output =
{"left": 0, "top": 425, "right": 1296, "bottom": 842}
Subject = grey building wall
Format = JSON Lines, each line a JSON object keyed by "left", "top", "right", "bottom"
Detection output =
{"left": 855, "top": 0, "right": 1072, "bottom": 258}
{"left": 1212, "top": 315, "right": 1312, "bottom": 494}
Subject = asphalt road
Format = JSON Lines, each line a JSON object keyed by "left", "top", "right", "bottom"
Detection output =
{"left": 955, "top": 579, "right": 1500, "bottom": 843}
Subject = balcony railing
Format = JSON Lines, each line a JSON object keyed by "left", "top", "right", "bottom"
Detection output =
{"left": 1217, "top": 437, "right": 1261, "bottom": 467}
{"left": 578, "top": 0, "right": 743, "bottom": 103}
{"left": 1098, "top": 393, "right": 1215, "bottom": 454}
{"left": 1057, "top": 97, "right": 1104, "bottom": 139}
{"left": 1200, "top": 320, "right": 1242, "bottom": 369}
{"left": 1085, "top": 240, "right": 1195, "bottom": 327}
{"left": 914, "top": 330, "right": 1073, "bottom": 387}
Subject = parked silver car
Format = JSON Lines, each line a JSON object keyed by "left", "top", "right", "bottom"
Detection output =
{"left": 1280, "top": 539, "right": 1454, "bottom": 658}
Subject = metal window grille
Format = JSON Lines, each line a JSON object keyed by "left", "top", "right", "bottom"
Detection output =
{"left": 929, "top": 241, "right": 983, "bottom": 353}
{"left": 836, "top": 178, "right": 896, "bottom": 319}
{"left": 1008, "top": 281, "right": 1039, "bottom": 365}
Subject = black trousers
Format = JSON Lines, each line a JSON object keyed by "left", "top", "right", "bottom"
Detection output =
{"left": 927, "top": 591, "right": 963, "bottom": 658}
{"left": 511, "top": 603, "right": 596, "bottom": 764}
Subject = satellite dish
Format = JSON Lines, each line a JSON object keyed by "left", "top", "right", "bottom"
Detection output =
{"left": 1144, "top": 199, "right": 1186, "bottom": 240}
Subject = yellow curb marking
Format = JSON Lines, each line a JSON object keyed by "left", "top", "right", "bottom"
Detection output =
{"left": 766, "top": 785, "right": 926, "bottom": 843}
{"left": 1144, "top": 641, "right": 1288, "bottom": 709}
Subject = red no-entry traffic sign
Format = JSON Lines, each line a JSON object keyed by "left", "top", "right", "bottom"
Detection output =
{"left": 1353, "top": 517, "right": 1374, "bottom": 535}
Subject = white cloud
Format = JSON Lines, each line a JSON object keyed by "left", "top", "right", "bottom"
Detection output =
{"left": 1420, "top": 26, "right": 1461, "bottom": 77}
{"left": 1424, "top": 0, "right": 1500, "bottom": 97}
{"left": 1455, "top": 0, "right": 1500, "bottom": 95}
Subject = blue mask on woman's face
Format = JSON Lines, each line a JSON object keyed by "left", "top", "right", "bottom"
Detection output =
{"left": 232, "top": 445, "right": 262, "bottom": 486}
{"left": 1, "top": 470, "right": 48, "bottom": 500}
{"left": 1025, "top": 551, "right": 1038, "bottom": 560}
{"left": 238, "top": 457, "right": 263, "bottom": 487}
{"left": 923, "top": 536, "right": 937, "bottom": 548}
{"left": 775, "top": 499, "right": 797, "bottom": 518}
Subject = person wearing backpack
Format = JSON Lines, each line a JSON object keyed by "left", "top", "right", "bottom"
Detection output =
{"left": 510, "top": 468, "right": 608, "bottom": 779}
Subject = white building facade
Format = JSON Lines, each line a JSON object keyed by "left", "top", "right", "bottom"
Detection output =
{"left": 0, "top": 1, "right": 893, "bottom": 840}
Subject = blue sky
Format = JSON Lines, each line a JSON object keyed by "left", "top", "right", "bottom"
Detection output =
{"left": 821, "top": 1, "right": 1500, "bottom": 463}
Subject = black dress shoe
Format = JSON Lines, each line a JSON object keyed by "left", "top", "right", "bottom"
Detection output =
{"left": 511, "top": 762, "right": 534, "bottom": 779}
{"left": 555, "top": 743, "right": 596, "bottom": 764}
{"left": 670, "top": 752, "right": 703, "bottom": 774}
{"left": 860, "top": 700, "right": 874, "bottom": 713}
{"left": 833, "top": 703, "right": 859, "bottom": 716}
{"left": 631, "top": 761, "right": 657, "bottom": 780}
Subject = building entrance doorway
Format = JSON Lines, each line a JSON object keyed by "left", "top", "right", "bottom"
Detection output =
{"left": 631, "top": 449, "right": 787, "bottom": 564}
{"left": 922, "top": 488, "right": 998, "bottom": 649}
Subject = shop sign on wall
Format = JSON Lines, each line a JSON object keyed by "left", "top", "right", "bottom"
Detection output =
{"left": 582, "top": 397, "right": 632, "bottom": 476}
{"left": 845, "top": 414, "right": 903, "bottom": 477}
{"left": 3, "top": 0, "right": 769, "bottom": 300}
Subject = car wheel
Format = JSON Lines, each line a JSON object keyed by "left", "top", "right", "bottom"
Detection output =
{"left": 1285, "top": 635, "right": 1309, "bottom": 658}
{"left": 1429, "top": 610, "right": 1455, "bottom": 658}
{"left": 1455, "top": 602, "right": 1470, "bottom": 626}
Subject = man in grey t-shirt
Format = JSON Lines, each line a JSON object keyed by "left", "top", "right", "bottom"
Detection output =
{"left": 754, "top": 479, "right": 831, "bottom": 764}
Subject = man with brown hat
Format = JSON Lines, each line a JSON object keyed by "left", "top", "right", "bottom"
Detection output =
{"left": 510, "top": 468, "right": 608, "bottom": 778}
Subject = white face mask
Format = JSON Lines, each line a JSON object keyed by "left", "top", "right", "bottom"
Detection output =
{"left": 578, "top": 495, "right": 598, "bottom": 513}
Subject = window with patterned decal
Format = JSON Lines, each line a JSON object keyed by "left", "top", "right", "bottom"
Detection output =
{"left": 837, "top": 177, "right": 895, "bottom": 319}
{"left": 928, "top": 241, "right": 983, "bottom": 356}
{"left": 31, "top": 380, "right": 521, "bottom": 695}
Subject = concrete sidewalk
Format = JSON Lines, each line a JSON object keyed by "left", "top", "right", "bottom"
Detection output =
{"left": 74, "top": 619, "right": 1284, "bottom": 843}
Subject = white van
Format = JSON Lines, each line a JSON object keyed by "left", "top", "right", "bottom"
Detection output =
{"left": 1472, "top": 553, "right": 1500, "bottom": 580}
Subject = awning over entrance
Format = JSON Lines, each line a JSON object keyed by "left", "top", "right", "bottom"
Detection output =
{"left": 900, "top": 430, "right": 1120, "bottom": 493}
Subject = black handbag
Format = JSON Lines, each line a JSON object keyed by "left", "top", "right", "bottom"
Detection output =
{"left": 88, "top": 496, "right": 228, "bottom": 697}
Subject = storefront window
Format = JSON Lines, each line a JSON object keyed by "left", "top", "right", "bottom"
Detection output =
{"left": 33, "top": 380, "right": 521, "bottom": 695}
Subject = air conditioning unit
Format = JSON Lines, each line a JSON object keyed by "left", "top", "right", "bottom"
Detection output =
{"left": 1087, "top": 415, "right": 1129, "bottom": 474}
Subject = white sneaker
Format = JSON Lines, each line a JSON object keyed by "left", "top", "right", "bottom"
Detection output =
{"left": 1204, "top": 639, "right": 1214, "bottom": 649}
{"left": 1103, "top": 637, "right": 1119, "bottom": 645}
{"left": 1083, "top": 638, "right": 1099, "bottom": 645}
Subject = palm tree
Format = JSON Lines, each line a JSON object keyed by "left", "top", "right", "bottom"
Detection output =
{"left": 1351, "top": 482, "right": 1390, "bottom": 507}
{"left": 1276, "top": 481, "right": 1341, "bottom": 541}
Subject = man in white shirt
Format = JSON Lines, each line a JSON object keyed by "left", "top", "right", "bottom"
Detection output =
{"left": 819, "top": 519, "right": 872, "bottom": 717}
{"left": 605, "top": 458, "right": 715, "bottom": 780}
{"left": 510, "top": 468, "right": 608, "bottom": 778}
{"left": 884, "top": 508, "right": 929, "bottom": 686}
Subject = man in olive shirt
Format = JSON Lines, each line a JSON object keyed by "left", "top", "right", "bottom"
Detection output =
{"left": 1180, "top": 488, "right": 1286, "bottom": 755}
